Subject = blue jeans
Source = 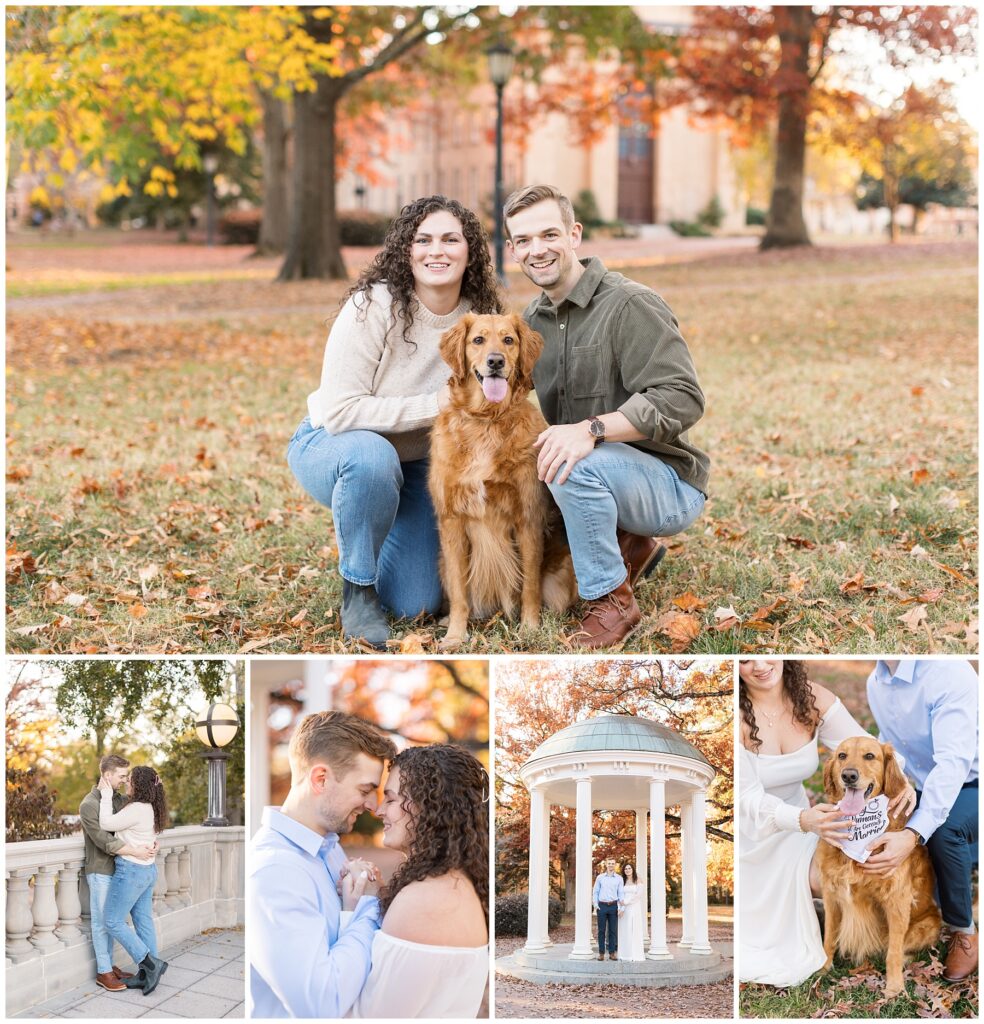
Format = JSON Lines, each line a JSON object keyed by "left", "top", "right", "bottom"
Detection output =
{"left": 86, "top": 872, "right": 115, "bottom": 974}
{"left": 924, "top": 782, "right": 979, "bottom": 930}
{"left": 546, "top": 443, "right": 706, "bottom": 599}
{"left": 597, "top": 902, "right": 619, "bottom": 954}
{"left": 104, "top": 859, "right": 158, "bottom": 965}
{"left": 287, "top": 419, "right": 442, "bottom": 617}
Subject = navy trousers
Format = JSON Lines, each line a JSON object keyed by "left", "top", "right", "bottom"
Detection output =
{"left": 597, "top": 902, "right": 619, "bottom": 954}
{"left": 923, "top": 781, "right": 978, "bottom": 929}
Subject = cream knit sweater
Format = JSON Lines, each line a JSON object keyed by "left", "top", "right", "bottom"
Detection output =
{"left": 307, "top": 283, "right": 470, "bottom": 463}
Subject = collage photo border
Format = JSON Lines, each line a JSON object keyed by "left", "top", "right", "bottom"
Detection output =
{"left": 4, "top": 652, "right": 979, "bottom": 1021}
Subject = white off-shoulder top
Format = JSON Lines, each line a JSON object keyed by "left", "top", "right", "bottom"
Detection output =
{"left": 347, "top": 930, "right": 488, "bottom": 1019}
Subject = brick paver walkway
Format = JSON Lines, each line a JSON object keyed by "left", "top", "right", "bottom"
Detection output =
{"left": 14, "top": 928, "right": 244, "bottom": 1019}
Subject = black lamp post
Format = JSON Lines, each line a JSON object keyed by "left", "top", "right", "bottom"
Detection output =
{"left": 486, "top": 39, "right": 515, "bottom": 283}
{"left": 203, "top": 152, "right": 219, "bottom": 246}
{"left": 196, "top": 701, "right": 240, "bottom": 826}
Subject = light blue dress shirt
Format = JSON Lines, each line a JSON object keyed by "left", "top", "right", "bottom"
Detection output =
{"left": 592, "top": 872, "right": 625, "bottom": 908}
{"left": 248, "top": 807, "right": 381, "bottom": 1018}
{"left": 867, "top": 659, "right": 979, "bottom": 842}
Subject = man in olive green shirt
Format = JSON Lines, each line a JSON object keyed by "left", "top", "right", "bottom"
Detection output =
{"left": 505, "top": 184, "right": 709, "bottom": 647}
{"left": 79, "top": 753, "right": 157, "bottom": 992}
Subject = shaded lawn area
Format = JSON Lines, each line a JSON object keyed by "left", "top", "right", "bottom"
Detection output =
{"left": 739, "top": 942, "right": 978, "bottom": 1018}
{"left": 5, "top": 240, "right": 978, "bottom": 653}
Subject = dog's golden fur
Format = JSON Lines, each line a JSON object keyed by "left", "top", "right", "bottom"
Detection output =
{"left": 816, "top": 735, "right": 941, "bottom": 997}
{"left": 428, "top": 313, "right": 577, "bottom": 648}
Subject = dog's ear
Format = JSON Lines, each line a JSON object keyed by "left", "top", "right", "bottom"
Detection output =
{"left": 440, "top": 316, "right": 473, "bottom": 384}
{"left": 514, "top": 315, "right": 544, "bottom": 388}
{"left": 823, "top": 752, "right": 839, "bottom": 800}
{"left": 881, "top": 743, "right": 908, "bottom": 803}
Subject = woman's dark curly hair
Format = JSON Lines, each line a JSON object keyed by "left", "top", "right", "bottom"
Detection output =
{"left": 379, "top": 744, "right": 489, "bottom": 925}
{"left": 345, "top": 195, "right": 503, "bottom": 347}
{"left": 128, "top": 765, "right": 169, "bottom": 833}
{"left": 739, "top": 660, "right": 820, "bottom": 753}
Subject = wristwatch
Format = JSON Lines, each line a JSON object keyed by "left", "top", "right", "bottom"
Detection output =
{"left": 904, "top": 826, "right": 925, "bottom": 845}
{"left": 587, "top": 416, "right": 606, "bottom": 445}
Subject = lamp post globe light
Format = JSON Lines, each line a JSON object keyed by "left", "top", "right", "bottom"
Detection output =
{"left": 486, "top": 39, "right": 515, "bottom": 283}
{"left": 196, "top": 701, "right": 240, "bottom": 826}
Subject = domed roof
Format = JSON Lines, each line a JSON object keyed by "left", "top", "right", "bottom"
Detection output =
{"left": 526, "top": 714, "right": 710, "bottom": 767}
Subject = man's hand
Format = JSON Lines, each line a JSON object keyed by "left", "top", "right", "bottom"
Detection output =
{"left": 534, "top": 422, "right": 595, "bottom": 485}
{"left": 120, "top": 842, "right": 159, "bottom": 864}
{"left": 340, "top": 858, "right": 380, "bottom": 910}
{"left": 861, "top": 829, "right": 918, "bottom": 877}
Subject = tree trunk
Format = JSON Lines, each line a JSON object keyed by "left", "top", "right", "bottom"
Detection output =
{"left": 562, "top": 847, "right": 575, "bottom": 912}
{"left": 257, "top": 89, "right": 289, "bottom": 256}
{"left": 761, "top": 6, "right": 814, "bottom": 250}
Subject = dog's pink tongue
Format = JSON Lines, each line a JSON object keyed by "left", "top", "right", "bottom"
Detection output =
{"left": 482, "top": 376, "right": 508, "bottom": 403}
{"left": 838, "top": 787, "right": 866, "bottom": 817}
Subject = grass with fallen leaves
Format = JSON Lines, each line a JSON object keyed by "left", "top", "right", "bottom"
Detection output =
{"left": 739, "top": 942, "right": 978, "bottom": 1018}
{"left": 5, "top": 236, "right": 977, "bottom": 653}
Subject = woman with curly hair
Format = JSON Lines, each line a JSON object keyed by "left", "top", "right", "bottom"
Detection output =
{"left": 738, "top": 659, "right": 915, "bottom": 987}
{"left": 287, "top": 196, "right": 503, "bottom": 650}
{"left": 98, "top": 765, "right": 170, "bottom": 996}
{"left": 348, "top": 744, "right": 488, "bottom": 1018}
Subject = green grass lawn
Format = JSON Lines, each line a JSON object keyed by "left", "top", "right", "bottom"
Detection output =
{"left": 740, "top": 941, "right": 978, "bottom": 1018}
{"left": 5, "top": 240, "right": 977, "bottom": 653}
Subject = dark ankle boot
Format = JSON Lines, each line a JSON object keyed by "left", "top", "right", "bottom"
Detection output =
{"left": 341, "top": 579, "right": 390, "bottom": 649}
{"left": 139, "top": 954, "right": 168, "bottom": 996}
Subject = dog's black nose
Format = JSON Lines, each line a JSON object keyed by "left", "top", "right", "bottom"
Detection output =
{"left": 841, "top": 768, "right": 860, "bottom": 786}
{"left": 486, "top": 352, "right": 505, "bottom": 373}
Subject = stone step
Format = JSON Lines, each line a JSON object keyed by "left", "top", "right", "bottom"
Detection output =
{"left": 496, "top": 955, "right": 733, "bottom": 988}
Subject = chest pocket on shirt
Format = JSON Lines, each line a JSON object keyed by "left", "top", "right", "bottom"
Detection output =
{"left": 569, "top": 344, "right": 609, "bottom": 399}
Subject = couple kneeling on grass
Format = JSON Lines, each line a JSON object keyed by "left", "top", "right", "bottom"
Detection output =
{"left": 287, "top": 183, "right": 708, "bottom": 650}
{"left": 80, "top": 754, "right": 170, "bottom": 996}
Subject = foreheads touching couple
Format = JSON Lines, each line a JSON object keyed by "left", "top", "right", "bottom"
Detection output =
{"left": 287, "top": 184, "right": 709, "bottom": 651}
{"left": 79, "top": 754, "right": 170, "bottom": 996}
{"left": 738, "top": 658, "right": 979, "bottom": 994}
{"left": 247, "top": 710, "right": 489, "bottom": 1019}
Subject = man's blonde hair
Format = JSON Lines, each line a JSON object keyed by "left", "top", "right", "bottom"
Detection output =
{"left": 502, "top": 184, "right": 576, "bottom": 239}
{"left": 288, "top": 710, "right": 396, "bottom": 780}
{"left": 99, "top": 753, "right": 129, "bottom": 774}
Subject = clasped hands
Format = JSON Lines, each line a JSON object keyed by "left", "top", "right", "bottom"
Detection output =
{"left": 338, "top": 857, "right": 381, "bottom": 910}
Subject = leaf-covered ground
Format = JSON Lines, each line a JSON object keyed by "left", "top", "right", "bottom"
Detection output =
{"left": 5, "top": 235, "right": 977, "bottom": 653}
{"left": 495, "top": 919, "right": 734, "bottom": 1018}
{"left": 739, "top": 942, "right": 978, "bottom": 1018}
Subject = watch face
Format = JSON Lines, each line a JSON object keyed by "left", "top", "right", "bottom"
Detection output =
{"left": 589, "top": 418, "right": 605, "bottom": 438}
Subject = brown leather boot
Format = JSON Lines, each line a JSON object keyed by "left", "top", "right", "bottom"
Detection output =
{"left": 112, "top": 966, "right": 135, "bottom": 980}
{"left": 96, "top": 971, "right": 126, "bottom": 992}
{"left": 610, "top": 951, "right": 618, "bottom": 961}
{"left": 617, "top": 530, "right": 667, "bottom": 587}
{"left": 573, "top": 578, "right": 642, "bottom": 649}
{"left": 943, "top": 931, "right": 978, "bottom": 981}
{"left": 597, "top": 952, "right": 605, "bottom": 961}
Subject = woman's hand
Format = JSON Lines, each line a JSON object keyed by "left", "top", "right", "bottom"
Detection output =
{"left": 888, "top": 782, "right": 917, "bottom": 821}
{"left": 97, "top": 773, "right": 112, "bottom": 793}
{"left": 800, "top": 803, "right": 854, "bottom": 846}
{"left": 340, "top": 858, "right": 380, "bottom": 910}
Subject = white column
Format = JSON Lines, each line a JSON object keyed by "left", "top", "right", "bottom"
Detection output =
{"left": 647, "top": 778, "right": 671, "bottom": 959}
{"left": 30, "top": 865, "right": 62, "bottom": 951}
{"left": 524, "top": 785, "right": 547, "bottom": 952}
{"left": 569, "top": 775, "right": 595, "bottom": 959}
{"left": 634, "top": 808, "right": 649, "bottom": 943}
{"left": 538, "top": 798, "right": 553, "bottom": 947}
{"left": 679, "top": 795, "right": 694, "bottom": 947}
{"left": 55, "top": 860, "right": 84, "bottom": 943}
{"left": 6, "top": 870, "right": 39, "bottom": 961}
{"left": 690, "top": 787, "right": 712, "bottom": 954}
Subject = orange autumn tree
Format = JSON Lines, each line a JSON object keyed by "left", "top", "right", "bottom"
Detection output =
{"left": 672, "top": 5, "right": 977, "bottom": 249}
{"left": 496, "top": 659, "right": 733, "bottom": 907}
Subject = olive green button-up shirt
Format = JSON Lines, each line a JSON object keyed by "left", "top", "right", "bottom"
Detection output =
{"left": 79, "top": 786, "right": 126, "bottom": 876}
{"left": 523, "top": 256, "right": 710, "bottom": 495}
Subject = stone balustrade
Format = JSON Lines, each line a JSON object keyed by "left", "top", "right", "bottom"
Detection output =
{"left": 5, "top": 825, "right": 244, "bottom": 1016}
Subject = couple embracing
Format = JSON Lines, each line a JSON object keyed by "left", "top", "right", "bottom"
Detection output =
{"left": 247, "top": 710, "right": 489, "bottom": 1018}
{"left": 79, "top": 754, "right": 170, "bottom": 995}
{"left": 287, "top": 184, "right": 708, "bottom": 650}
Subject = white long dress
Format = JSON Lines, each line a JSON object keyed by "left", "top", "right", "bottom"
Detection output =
{"left": 738, "top": 698, "right": 875, "bottom": 986}
{"left": 617, "top": 882, "right": 646, "bottom": 961}
{"left": 347, "top": 930, "right": 488, "bottom": 1018}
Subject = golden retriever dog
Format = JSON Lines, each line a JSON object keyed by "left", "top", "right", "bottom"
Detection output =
{"left": 816, "top": 735, "right": 941, "bottom": 997}
{"left": 428, "top": 312, "right": 577, "bottom": 649}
